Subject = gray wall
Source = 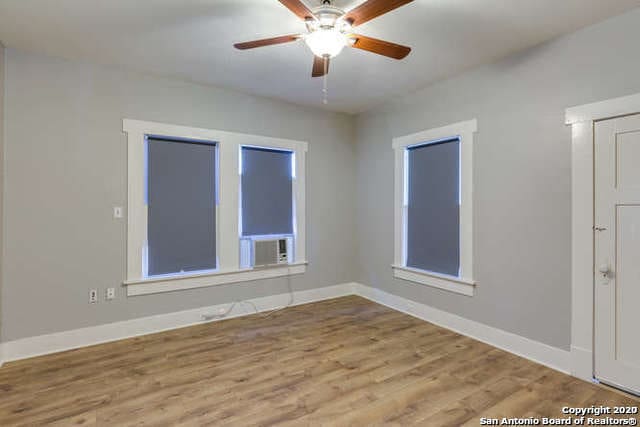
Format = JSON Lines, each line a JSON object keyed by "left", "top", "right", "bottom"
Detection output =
{"left": 2, "top": 49, "right": 356, "bottom": 341}
{"left": 354, "top": 8, "right": 640, "bottom": 351}
{"left": 4, "top": 7, "right": 640, "bottom": 349}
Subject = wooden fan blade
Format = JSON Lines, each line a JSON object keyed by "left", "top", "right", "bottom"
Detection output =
{"left": 349, "top": 34, "right": 411, "bottom": 59}
{"left": 278, "top": 0, "right": 314, "bottom": 20}
{"left": 344, "top": 0, "right": 413, "bottom": 27}
{"left": 234, "top": 34, "right": 301, "bottom": 50}
{"left": 312, "top": 56, "right": 329, "bottom": 77}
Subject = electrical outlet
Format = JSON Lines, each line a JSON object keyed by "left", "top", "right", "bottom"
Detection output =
{"left": 89, "top": 289, "right": 98, "bottom": 304}
{"left": 106, "top": 287, "right": 116, "bottom": 301}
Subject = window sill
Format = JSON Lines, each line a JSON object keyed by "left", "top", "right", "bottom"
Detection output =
{"left": 391, "top": 265, "right": 475, "bottom": 296}
{"left": 125, "top": 262, "right": 307, "bottom": 296}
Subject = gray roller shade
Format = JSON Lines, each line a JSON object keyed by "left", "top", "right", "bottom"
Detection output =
{"left": 406, "top": 138, "right": 460, "bottom": 276}
{"left": 241, "top": 147, "right": 293, "bottom": 236}
{"left": 147, "top": 137, "right": 217, "bottom": 276}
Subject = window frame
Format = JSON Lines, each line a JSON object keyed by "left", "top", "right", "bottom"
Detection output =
{"left": 392, "top": 119, "right": 477, "bottom": 296}
{"left": 123, "top": 119, "right": 308, "bottom": 296}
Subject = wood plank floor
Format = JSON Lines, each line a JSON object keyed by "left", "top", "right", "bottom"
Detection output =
{"left": 0, "top": 296, "right": 637, "bottom": 426}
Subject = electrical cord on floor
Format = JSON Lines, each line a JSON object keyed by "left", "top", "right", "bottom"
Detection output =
{"left": 200, "top": 301, "right": 238, "bottom": 321}
{"left": 261, "top": 274, "right": 294, "bottom": 318}
{"left": 200, "top": 271, "right": 295, "bottom": 321}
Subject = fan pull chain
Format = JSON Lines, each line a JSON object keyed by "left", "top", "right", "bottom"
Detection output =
{"left": 322, "top": 56, "right": 329, "bottom": 105}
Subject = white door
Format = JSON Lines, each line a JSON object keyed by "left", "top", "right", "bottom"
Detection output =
{"left": 595, "top": 113, "right": 640, "bottom": 394}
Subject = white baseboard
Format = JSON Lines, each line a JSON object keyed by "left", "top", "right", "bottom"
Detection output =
{"left": 353, "top": 283, "right": 571, "bottom": 374}
{"left": 0, "top": 282, "right": 356, "bottom": 365}
{"left": 570, "top": 345, "right": 593, "bottom": 381}
{"left": 0, "top": 282, "right": 571, "bottom": 377}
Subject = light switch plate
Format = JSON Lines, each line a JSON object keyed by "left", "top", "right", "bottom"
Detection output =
{"left": 113, "top": 207, "right": 123, "bottom": 219}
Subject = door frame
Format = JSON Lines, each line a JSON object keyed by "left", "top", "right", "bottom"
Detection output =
{"left": 566, "top": 92, "right": 640, "bottom": 382}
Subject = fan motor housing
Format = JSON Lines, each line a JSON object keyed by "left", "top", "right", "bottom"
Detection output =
{"left": 311, "top": 4, "right": 346, "bottom": 29}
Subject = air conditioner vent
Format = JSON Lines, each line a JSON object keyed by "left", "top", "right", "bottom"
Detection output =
{"left": 240, "top": 236, "right": 292, "bottom": 268}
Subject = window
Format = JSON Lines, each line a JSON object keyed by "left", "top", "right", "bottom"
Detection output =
{"left": 240, "top": 147, "right": 293, "bottom": 237}
{"left": 393, "top": 119, "right": 477, "bottom": 296}
{"left": 406, "top": 138, "right": 460, "bottom": 276}
{"left": 146, "top": 137, "right": 217, "bottom": 277}
{"left": 123, "top": 120, "right": 308, "bottom": 296}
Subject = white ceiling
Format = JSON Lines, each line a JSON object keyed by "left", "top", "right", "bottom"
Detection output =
{"left": 0, "top": 0, "right": 639, "bottom": 113}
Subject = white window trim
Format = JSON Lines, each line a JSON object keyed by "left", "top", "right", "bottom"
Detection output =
{"left": 392, "top": 119, "right": 477, "bottom": 296}
{"left": 122, "top": 119, "right": 308, "bottom": 296}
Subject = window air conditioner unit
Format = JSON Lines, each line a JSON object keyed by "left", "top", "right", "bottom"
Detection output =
{"left": 240, "top": 237, "right": 293, "bottom": 268}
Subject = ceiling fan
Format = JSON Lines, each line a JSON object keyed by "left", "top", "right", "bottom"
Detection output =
{"left": 234, "top": 0, "right": 414, "bottom": 78}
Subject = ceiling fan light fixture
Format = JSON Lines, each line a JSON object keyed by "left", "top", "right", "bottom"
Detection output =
{"left": 234, "top": 0, "right": 414, "bottom": 79}
{"left": 304, "top": 28, "right": 347, "bottom": 58}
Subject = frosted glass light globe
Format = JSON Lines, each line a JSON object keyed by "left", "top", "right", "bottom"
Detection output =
{"left": 305, "top": 28, "right": 347, "bottom": 58}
